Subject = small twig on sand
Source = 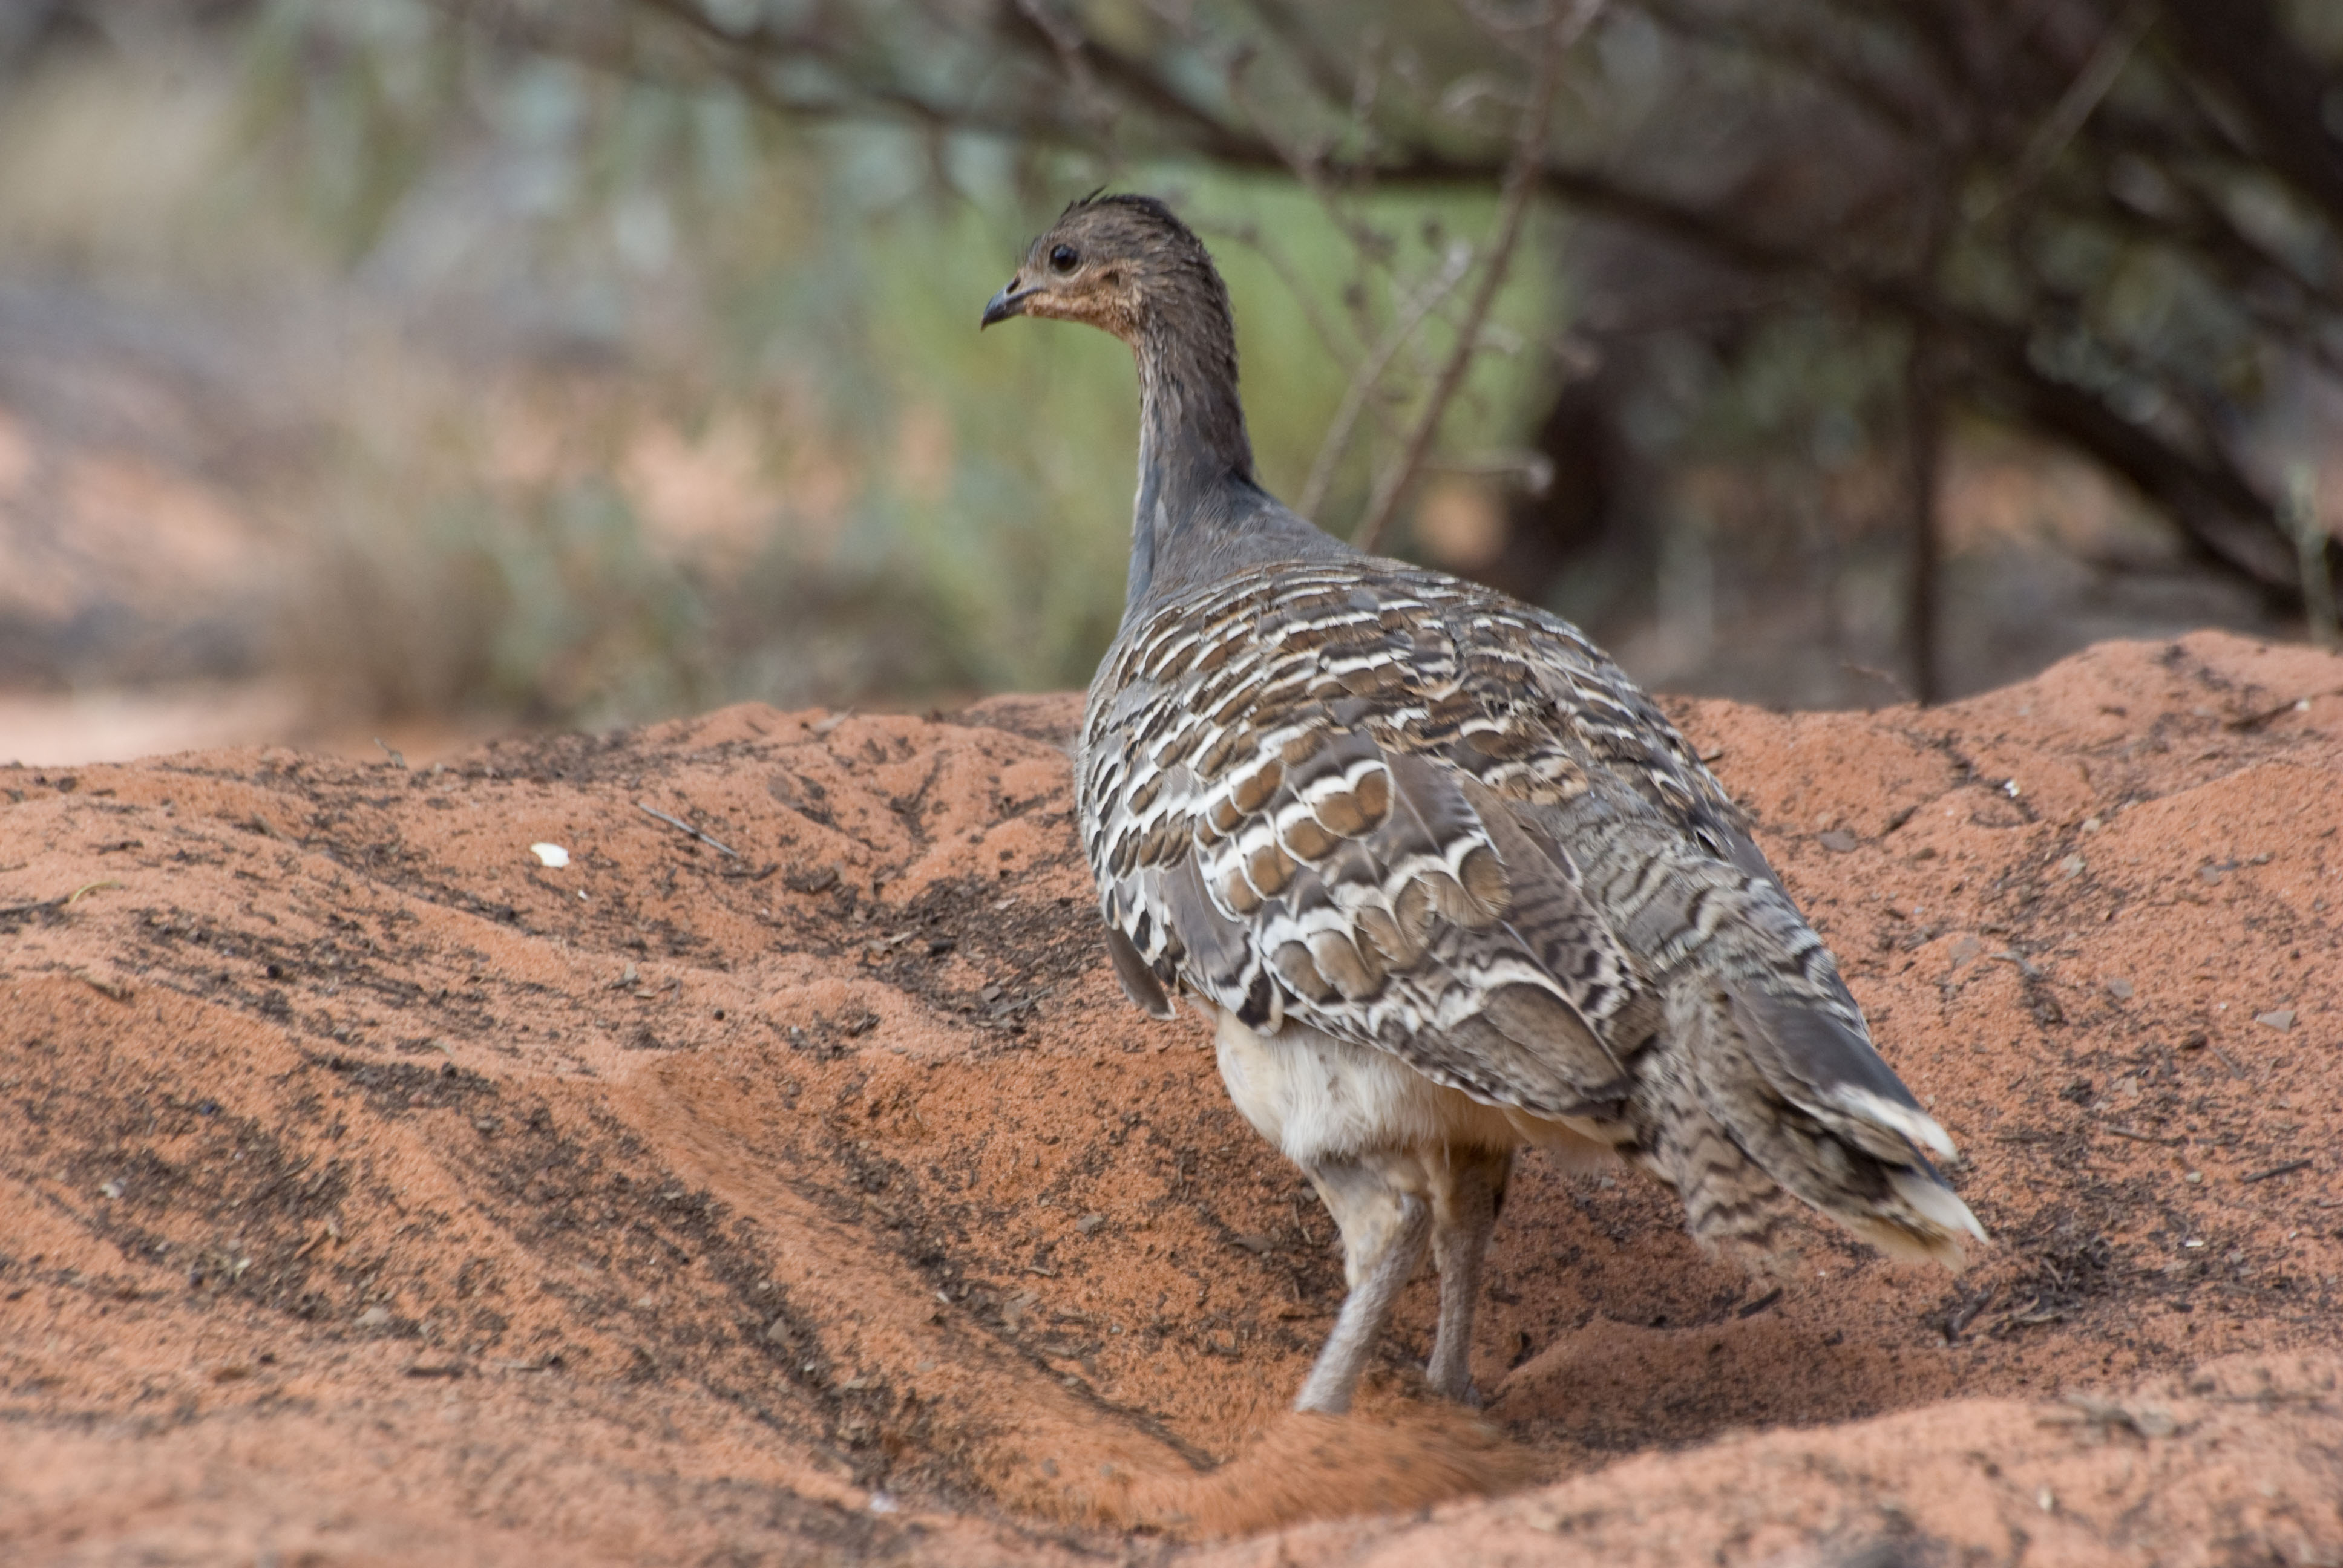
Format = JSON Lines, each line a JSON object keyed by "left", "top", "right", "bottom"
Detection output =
{"left": 2240, "top": 1158, "right": 2312, "bottom": 1185}
{"left": 1352, "top": 0, "right": 1599, "bottom": 554}
{"left": 76, "top": 969, "right": 133, "bottom": 1002}
{"left": 635, "top": 802, "right": 741, "bottom": 858}
{"left": 0, "top": 880, "right": 120, "bottom": 921}
{"left": 2224, "top": 688, "right": 2342, "bottom": 731}
{"left": 1941, "top": 1283, "right": 1995, "bottom": 1342}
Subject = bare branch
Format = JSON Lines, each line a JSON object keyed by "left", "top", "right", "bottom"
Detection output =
{"left": 1299, "top": 238, "right": 1475, "bottom": 520}
{"left": 1197, "top": 217, "right": 1367, "bottom": 365}
{"left": 1353, "top": 0, "right": 1596, "bottom": 554}
{"left": 416, "top": 0, "right": 2335, "bottom": 607}
{"left": 1992, "top": 0, "right": 2157, "bottom": 214}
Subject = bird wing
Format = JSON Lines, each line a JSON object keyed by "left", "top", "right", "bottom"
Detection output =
{"left": 1080, "top": 561, "right": 1737, "bottom": 1116}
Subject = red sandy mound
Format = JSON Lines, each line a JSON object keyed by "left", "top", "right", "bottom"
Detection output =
{"left": 4, "top": 630, "right": 2341, "bottom": 1566}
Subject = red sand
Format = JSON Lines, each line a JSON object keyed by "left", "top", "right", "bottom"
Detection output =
{"left": 4, "top": 630, "right": 2342, "bottom": 1564}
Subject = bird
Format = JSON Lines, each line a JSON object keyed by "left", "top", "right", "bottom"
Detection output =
{"left": 980, "top": 193, "right": 1984, "bottom": 1417}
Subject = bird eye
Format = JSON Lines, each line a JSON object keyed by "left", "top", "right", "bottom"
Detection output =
{"left": 1049, "top": 244, "right": 1080, "bottom": 273}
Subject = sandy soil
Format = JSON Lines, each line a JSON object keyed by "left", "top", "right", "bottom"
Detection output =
{"left": 4, "top": 630, "right": 2342, "bottom": 1566}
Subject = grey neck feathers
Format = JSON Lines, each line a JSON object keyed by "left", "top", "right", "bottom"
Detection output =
{"left": 1124, "top": 264, "right": 1260, "bottom": 616}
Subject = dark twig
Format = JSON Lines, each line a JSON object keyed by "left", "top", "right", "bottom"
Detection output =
{"left": 2224, "top": 688, "right": 2342, "bottom": 730}
{"left": 2102, "top": 1122, "right": 2184, "bottom": 1145}
{"left": 635, "top": 802, "right": 741, "bottom": 858}
{"left": 1942, "top": 1282, "right": 1995, "bottom": 1342}
{"left": 1352, "top": 0, "right": 1596, "bottom": 553}
{"left": 2240, "top": 1159, "right": 2312, "bottom": 1184}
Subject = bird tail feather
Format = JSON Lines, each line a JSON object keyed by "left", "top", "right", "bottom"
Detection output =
{"left": 1625, "top": 874, "right": 1985, "bottom": 1270}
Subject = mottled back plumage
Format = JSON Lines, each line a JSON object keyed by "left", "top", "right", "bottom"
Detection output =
{"left": 1079, "top": 557, "right": 1976, "bottom": 1263}
{"left": 985, "top": 193, "right": 1982, "bottom": 1413}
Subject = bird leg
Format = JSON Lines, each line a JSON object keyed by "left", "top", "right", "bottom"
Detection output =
{"left": 1294, "top": 1162, "right": 1430, "bottom": 1416}
{"left": 1426, "top": 1146, "right": 1511, "bottom": 1406}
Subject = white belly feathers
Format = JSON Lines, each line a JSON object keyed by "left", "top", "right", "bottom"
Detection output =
{"left": 1210, "top": 1005, "right": 1615, "bottom": 1174}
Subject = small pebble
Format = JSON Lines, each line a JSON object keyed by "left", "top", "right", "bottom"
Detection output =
{"left": 531, "top": 843, "right": 570, "bottom": 867}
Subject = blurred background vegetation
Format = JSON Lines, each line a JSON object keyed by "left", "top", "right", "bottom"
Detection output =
{"left": 0, "top": 0, "right": 2338, "bottom": 760}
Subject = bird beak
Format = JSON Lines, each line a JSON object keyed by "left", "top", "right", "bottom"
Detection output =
{"left": 980, "top": 278, "right": 1031, "bottom": 329}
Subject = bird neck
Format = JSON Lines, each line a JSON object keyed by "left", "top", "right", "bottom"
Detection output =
{"left": 1126, "top": 301, "right": 1257, "bottom": 613}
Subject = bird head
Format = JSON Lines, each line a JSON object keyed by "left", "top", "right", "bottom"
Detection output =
{"left": 980, "top": 193, "right": 1219, "bottom": 345}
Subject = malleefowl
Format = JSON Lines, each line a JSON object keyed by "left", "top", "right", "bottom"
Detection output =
{"left": 981, "top": 193, "right": 1982, "bottom": 1416}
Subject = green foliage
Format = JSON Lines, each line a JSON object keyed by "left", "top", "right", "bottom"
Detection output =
{"left": 217, "top": 2, "right": 1571, "bottom": 721}
{"left": 30, "top": 0, "right": 2312, "bottom": 717}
